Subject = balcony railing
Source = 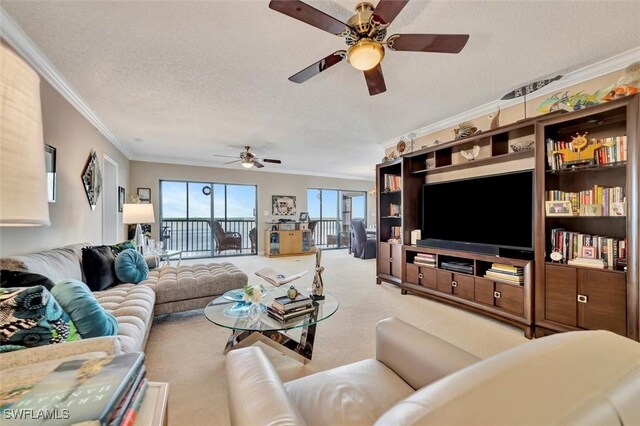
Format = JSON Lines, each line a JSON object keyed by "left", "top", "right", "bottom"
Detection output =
{"left": 311, "top": 218, "right": 365, "bottom": 249}
{"left": 161, "top": 218, "right": 256, "bottom": 257}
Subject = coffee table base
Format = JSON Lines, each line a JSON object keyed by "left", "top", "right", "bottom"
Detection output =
{"left": 223, "top": 322, "right": 317, "bottom": 364}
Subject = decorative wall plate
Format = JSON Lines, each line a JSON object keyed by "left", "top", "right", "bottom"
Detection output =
{"left": 82, "top": 150, "right": 102, "bottom": 211}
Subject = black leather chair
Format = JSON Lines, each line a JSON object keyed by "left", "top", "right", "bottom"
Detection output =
{"left": 351, "top": 220, "right": 376, "bottom": 259}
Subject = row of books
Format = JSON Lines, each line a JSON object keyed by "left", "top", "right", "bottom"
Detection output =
{"left": 484, "top": 263, "right": 524, "bottom": 285}
{"left": 546, "top": 186, "right": 626, "bottom": 216}
{"left": 388, "top": 203, "right": 401, "bottom": 216}
{"left": 389, "top": 226, "right": 401, "bottom": 240}
{"left": 267, "top": 293, "right": 316, "bottom": 322}
{"left": 414, "top": 253, "right": 436, "bottom": 268}
{"left": 6, "top": 352, "right": 148, "bottom": 426}
{"left": 383, "top": 174, "right": 401, "bottom": 192}
{"left": 546, "top": 136, "right": 627, "bottom": 170}
{"left": 550, "top": 228, "right": 626, "bottom": 267}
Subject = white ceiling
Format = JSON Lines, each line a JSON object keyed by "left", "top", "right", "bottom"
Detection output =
{"left": 3, "top": 1, "right": 640, "bottom": 180}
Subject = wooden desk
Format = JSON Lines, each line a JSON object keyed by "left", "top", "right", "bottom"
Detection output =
{"left": 135, "top": 382, "right": 169, "bottom": 426}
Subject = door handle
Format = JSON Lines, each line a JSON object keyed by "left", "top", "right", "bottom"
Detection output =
{"left": 577, "top": 294, "right": 588, "bottom": 303}
{"left": 418, "top": 273, "right": 424, "bottom": 279}
{"left": 451, "top": 281, "right": 458, "bottom": 287}
{"left": 494, "top": 291, "right": 501, "bottom": 299}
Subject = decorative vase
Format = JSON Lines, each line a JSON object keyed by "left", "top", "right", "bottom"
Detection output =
{"left": 247, "top": 302, "right": 262, "bottom": 321}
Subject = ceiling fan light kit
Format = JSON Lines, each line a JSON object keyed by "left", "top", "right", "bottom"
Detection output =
{"left": 269, "top": 0, "right": 469, "bottom": 96}
{"left": 213, "top": 146, "right": 282, "bottom": 170}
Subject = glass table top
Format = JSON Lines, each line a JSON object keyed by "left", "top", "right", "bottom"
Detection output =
{"left": 204, "top": 287, "right": 338, "bottom": 332}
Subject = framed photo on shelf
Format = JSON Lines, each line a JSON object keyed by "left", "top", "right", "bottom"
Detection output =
{"left": 582, "top": 246, "right": 596, "bottom": 259}
{"left": 118, "top": 186, "right": 125, "bottom": 212}
{"left": 298, "top": 211, "right": 309, "bottom": 222}
{"left": 137, "top": 187, "right": 151, "bottom": 202}
{"left": 579, "top": 204, "right": 602, "bottom": 217}
{"left": 545, "top": 200, "right": 574, "bottom": 217}
{"left": 610, "top": 201, "right": 626, "bottom": 216}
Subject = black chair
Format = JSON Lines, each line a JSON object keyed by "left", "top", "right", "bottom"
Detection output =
{"left": 351, "top": 220, "right": 376, "bottom": 259}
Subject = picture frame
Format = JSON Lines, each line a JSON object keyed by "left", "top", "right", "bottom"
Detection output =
{"left": 118, "top": 186, "right": 125, "bottom": 213}
{"left": 545, "top": 200, "right": 574, "bottom": 217}
{"left": 579, "top": 204, "right": 602, "bottom": 217}
{"left": 44, "top": 144, "right": 56, "bottom": 203}
{"left": 610, "top": 201, "right": 626, "bottom": 217}
{"left": 82, "top": 149, "right": 102, "bottom": 211}
{"left": 582, "top": 246, "right": 596, "bottom": 259}
{"left": 272, "top": 195, "right": 296, "bottom": 216}
{"left": 138, "top": 187, "right": 151, "bottom": 202}
{"left": 299, "top": 211, "right": 309, "bottom": 222}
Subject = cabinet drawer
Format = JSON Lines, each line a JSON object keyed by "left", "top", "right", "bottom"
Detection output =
{"left": 421, "top": 267, "right": 437, "bottom": 290}
{"left": 452, "top": 274, "right": 474, "bottom": 301}
{"left": 545, "top": 264, "right": 578, "bottom": 327}
{"left": 436, "top": 270, "right": 453, "bottom": 294}
{"left": 406, "top": 263, "right": 419, "bottom": 285}
{"left": 495, "top": 283, "right": 524, "bottom": 316}
{"left": 474, "top": 277, "right": 494, "bottom": 306}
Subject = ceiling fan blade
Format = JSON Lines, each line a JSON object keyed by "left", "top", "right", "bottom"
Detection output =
{"left": 289, "top": 51, "right": 346, "bottom": 83}
{"left": 387, "top": 34, "right": 469, "bottom": 53}
{"left": 364, "top": 64, "right": 387, "bottom": 96}
{"left": 269, "top": 0, "right": 349, "bottom": 36}
{"left": 372, "top": 0, "right": 409, "bottom": 26}
{"left": 261, "top": 159, "right": 282, "bottom": 164}
{"left": 253, "top": 161, "right": 265, "bottom": 169}
{"left": 213, "top": 154, "right": 239, "bottom": 158}
{"left": 224, "top": 159, "right": 241, "bottom": 164}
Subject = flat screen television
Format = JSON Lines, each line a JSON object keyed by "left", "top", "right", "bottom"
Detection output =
{"left": 421, "top": 170, "right": 534, "bottom": 253}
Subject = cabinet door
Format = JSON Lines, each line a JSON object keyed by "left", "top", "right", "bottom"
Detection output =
{"left": 421, "top": 267, "right": 437, "bottom": 290}
{"left": 474, "top": 277, "right": 494, "bottom": 306}
{"left": 578, "top": 270, "right": 626, "bottom": 335}
{"left": 406, "top": 263, "right": 419, "bottom": 285}
{"left": 391, "top": 244, "right": 403, "bottom": 278}
{"left": 267, "top": 231, "right": 280, "bottom": 255}
{"left": 379, "top": 243, "right": 391, "bottom": 275}
{"left": 545, "top": 264, "right": 577, "bottom": 327}
{"left": 436, "top": 270, "right": 453, "bottom": 294}
{"left": 452, "top": 274, "right": 474, "bottom": 301}
{"left": 279, "top": 232, "right": 292, "bottom": 254}
{"left": 495, "top": 283, "right": 524, "bottom": 316}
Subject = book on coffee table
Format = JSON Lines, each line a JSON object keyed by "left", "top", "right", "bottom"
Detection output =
{"left": 255, "top": 267, "right": 307, "bottom": 287}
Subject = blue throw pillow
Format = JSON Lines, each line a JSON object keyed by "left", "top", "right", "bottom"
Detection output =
{"left": 114, "top": 249, "right": 149, "bottom": 284}
{"left": 51, "top": 280, "right": 118, "bottom": 339}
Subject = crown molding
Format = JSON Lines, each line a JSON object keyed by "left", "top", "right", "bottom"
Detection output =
{"left": 0, "top": 8, "right": 132, "bottom": 158}
{"left": 131, "top": 155, "right": 375, "bottom": 182}
{"left": 383, "top": 46, "right": 640, "bottom": 149}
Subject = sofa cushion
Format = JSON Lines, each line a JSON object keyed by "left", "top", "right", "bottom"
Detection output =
{"left": 0, "top": 286, "right": 81, "bottom": 352}
{"left": 140, "top": 263, "right": 247, "bottom": 305}
{"left": 93, "top": 284, "right": 155, "bottom": 353}
{"left": 114, "top": 249, "right": 149, "bottom": 284}
{"left": 284, "top": 359, "right": 414, "bottom": 426}
{"left": 51, "top": 279, "right": 118, "bottom": 339}
{"left": 0, "top": 243, "right": 86, "bottom": 283}
{"left": 82, "top": 246, "right": 117, "bottom": 291}
{"left": 1, "top": 270, "right": 55, "bottom": 291}
{"left": 109, "top": 240, "right": 136, "bottom": 257}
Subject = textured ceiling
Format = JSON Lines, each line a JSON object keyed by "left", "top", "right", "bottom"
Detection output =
{"left": 3, "top": 1, "right": 640, "bottom": 180}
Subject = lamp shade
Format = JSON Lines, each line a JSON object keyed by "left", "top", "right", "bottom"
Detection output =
{"left": 122, "top": 203, "right": 155, "bottom": 224}
{"left": 0, "top": 43, "right": 50, "bottom": 226}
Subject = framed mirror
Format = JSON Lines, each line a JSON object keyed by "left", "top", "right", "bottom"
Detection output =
{"left": 82, "top": 149, "right": 102, "bottom": 210}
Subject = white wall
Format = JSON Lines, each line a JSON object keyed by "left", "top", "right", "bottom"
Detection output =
{"left": 129, "top": 161, "right": 374, "bottom": 253}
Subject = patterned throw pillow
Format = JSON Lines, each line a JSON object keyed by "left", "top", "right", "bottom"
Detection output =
{"left": 109, "top": 240, "right": 136, "bottom": 257}
{"left": 0, "top": 286, "right": 81, "bottom": 352}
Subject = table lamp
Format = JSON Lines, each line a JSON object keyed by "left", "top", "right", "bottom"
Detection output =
{"left": 0, "top": 44, "right": 50, "bottom": 226}
{"left": 122, "top": 203, "right": 155, "bottom": 251}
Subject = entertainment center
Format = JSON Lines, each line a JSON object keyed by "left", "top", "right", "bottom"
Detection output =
{"left": 376, "top": 95, "right": 638, "bottom": 340}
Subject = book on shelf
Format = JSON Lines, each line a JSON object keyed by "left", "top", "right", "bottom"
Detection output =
{"left": 546, "top": 186, "right": 626, "bottom": 216}
{"left": 546, "top": 136, "right": 627, "bottom": 171}
{"left": 567, "top": 258, "right": 606, "bottom": 269}
{"left": 267, "top": 305, "right": 316, "bottom": 322}
{"left": 255, "top": 267, "right": 307, "bottom": 287}
{"left": 485, "top": 271, "right": 524, "bottom": 284}
{"left": 383, "top": 174, "right": 401, "bottom": 192}
{"left": 389, "top": 226, "right": 402, "bottom": 240}
{"left": 550, "top": 228, "right": 626, "bottom": 266}
{"left": 272, "top": 294, "right": 312, "bottom": 311}
{"left": 8, "top": 352, "right": 145, "bottom": 425}
{"left": 388, "top": 203, "right": 401, "bottom": 217}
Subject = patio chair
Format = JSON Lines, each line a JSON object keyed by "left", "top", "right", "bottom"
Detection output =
{"left": 213, "top": 221, "right": 242, "bottom": 254}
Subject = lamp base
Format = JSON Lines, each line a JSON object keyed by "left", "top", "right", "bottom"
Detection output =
{"left": 134, "top": 223, "right": 144, "bottom": 253}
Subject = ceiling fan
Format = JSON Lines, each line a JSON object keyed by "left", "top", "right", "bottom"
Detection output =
{"left": 269, "top": 0, "right": 469, "bottom": 96}
{"left": 213, "top": 146, "right": 282, "bottom": 169}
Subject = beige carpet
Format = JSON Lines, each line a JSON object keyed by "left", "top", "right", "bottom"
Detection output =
{"left": 144, "top": 250, "right": 527, "bottom": 425}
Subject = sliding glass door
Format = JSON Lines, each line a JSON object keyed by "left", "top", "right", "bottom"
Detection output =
{"left": 160, "top": 180, "right": 257, "bottom": 258}
{"left": 307, "top": 188, "right": 367, "bottom": 249}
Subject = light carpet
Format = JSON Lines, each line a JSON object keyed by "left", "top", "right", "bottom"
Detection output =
{"left": 144, "top": 250, "right": 527, "bottom": 425}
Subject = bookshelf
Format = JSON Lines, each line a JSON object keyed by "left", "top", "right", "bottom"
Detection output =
{"left": 376, "top": 159, "right": 403, "bottom": 284}
{"left": 535, "top": 95, "right": 638, "bottom": 340}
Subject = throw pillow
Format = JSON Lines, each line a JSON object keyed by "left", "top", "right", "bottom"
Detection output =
{"left": 81, "top": 246, "right": 117, "bottom": 291}
{"left": 1, "top": 270, "right": 55, "bottom": 290}
{"left": 110, "top": 240, "right": 136, "bottom": 257}
{"left": 0, "top": 286, "right": 81, "bottom": 352}
{"left": 114, "top": 249, "right": 149, "bottom": 284}
{"left": 51, "top": 280, "right": 118, "bottom": 339}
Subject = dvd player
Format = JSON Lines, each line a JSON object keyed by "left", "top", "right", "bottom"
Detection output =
{"left": 441, "top": 261, "right": 474, "bottom": 275}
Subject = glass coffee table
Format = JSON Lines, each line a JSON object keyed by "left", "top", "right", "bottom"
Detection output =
{"left": 204, "top": 287, "right": 338, "bottom": 364}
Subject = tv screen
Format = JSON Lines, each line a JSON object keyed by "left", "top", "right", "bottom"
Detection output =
{"left": 422, "top": 170, "right": 534, "bottom": 250}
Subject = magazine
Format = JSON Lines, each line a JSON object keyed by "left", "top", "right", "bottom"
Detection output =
{"left": 255, "top": 267, "right": 307, "bottom": 287}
